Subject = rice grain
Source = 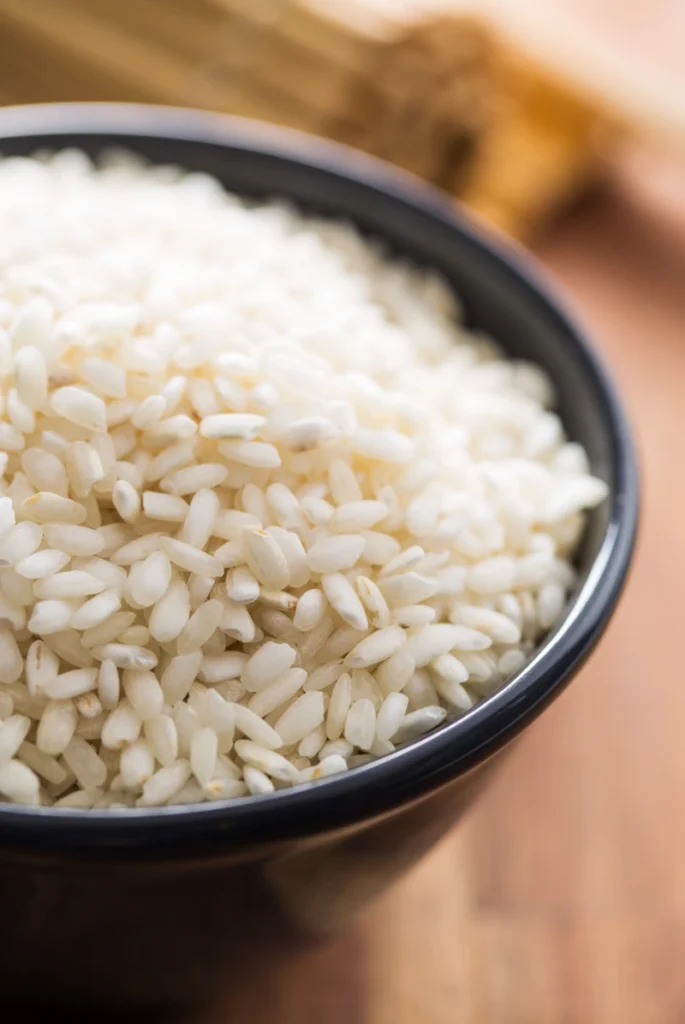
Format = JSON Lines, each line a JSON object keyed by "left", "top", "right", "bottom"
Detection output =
{"left": 307, "top": 535, "right": 365, "bottom": 574}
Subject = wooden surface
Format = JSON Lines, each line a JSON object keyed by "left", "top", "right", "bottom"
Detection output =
{"left": 0, "top": 4, "right": 677, "bottom": 1020}
{"left": 17, "top": 7, "right": 680, "bottom": 1018}
{"left": 175, "top": 163, "right": 682, "bottom": 1024}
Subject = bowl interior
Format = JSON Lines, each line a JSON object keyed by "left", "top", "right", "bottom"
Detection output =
{"left": 0, "top": 105, "right": 637, "bottom": 842}
{"left": 0, "top": 117, "right": 612, "bottom": 576}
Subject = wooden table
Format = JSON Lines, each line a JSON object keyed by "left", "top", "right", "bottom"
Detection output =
{"left": 0, "top": 2, "right": 679, "bottom": 1019}
{"left": 178, "top": 164, "right": 683, "bottom": 1024}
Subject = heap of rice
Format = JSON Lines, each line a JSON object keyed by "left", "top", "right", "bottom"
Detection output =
{"left": 0, "top": 150, "right": 606, "bottom": 809}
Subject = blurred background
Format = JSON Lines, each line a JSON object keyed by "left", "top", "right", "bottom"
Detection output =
{"left": 1, "top": 2, "right": 683, "bottom": 1021}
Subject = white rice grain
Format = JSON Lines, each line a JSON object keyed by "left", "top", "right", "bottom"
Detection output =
{"left": 449, "top": 604, "right": 521, "bottom": 645}
{"left": 232, "top": 706, "right": 283, "bottom": 750}
{"left": 234, "top": 740, "right": 299, "bottom": 782}
{"left": 142, "top": 491, "right": 189, "bottom": 522}
{"left": 101, "top": 701, "right": 142, "bottom": 750}
{"left": 144, "top": 714, "right": 179, "bottom": 767}
{"left": 242, "top": 528, "right": 290, "bottom": 590}
{"left": 25, "top": 638, "right": 60, "bottom": 696}
{"left": 55, "top": 788, "right": 103, "bottom": 809}
{"left": 158, "top": 537, "right": 223, "bottom": 578}
{"left": 75, "top": 692, "right": 103, "bottom": 719}
{"left": 294, "top": 588, "right": 327, "bottom": 632}
{"left": 435, "top": 677, "right": 474, "bottom": 710}
{"left": 160, "top": 463, "right": 228, "bottom": 496}
{"left": 22, "top": 448, "right": 69, "bottom": 497}
{"left": 355, "top": 576, "right": 391, "bottom": 629}
{"left": 43, "top": 629, "right": 94, "bottom": 669}
{"left": 199, "top": 413, "right": 266, "bottom": 440}
{"left": 328, "top": 459, "right": 363, "bottom": 505}
{"left": 176, "top": 599, "right": 224, "bottom": 655}
{"left": 376, "top": 693, "right": 409, "bottom": 742}
{"left": 330, "top": 501, "right": 388, "bottom": 533}
{"left": 266, "top": 483, "right": 305, "bottom": 531}
{"left": 322, "top": 573, "right": 368, "bottom": 631}
{"left": 431, "top": 653, "right": 469, "bottom": 685}
{"left": 268, "top": 527, "right": 310, "bottom": 588}
{"left": 66, "top": 441, "right": 105, "bottom": 498}
{"left": 190, "top": 727, "right": 218, "bottom": 786}
{"left": 8, "top": 389, "right": 35, "bottom": 433}
{"left": 120, "top": 739, "right": 156, "bottom": 790}
{"left": 274, "top": 691, "right": 325, "bottom": 746}
{"left": 317, "top": 754, "right": 349, "bottom": 777}
{"left": 43, "top": 524, "right": 105, "bottom": 557}
{"left": 307, "top": 534, "right": 365, "bottom": 574}
{"left": 326, "top": 672, "right": 352, "bottom": 740}
{"left": 319, "top": 738, "right": 354, "bottom": 761}
{"left": 14, "top": 346, "right": 48, "bottom": 409}
{"left": 81, "top": 357, "right": 127, "bottom": 399}
{"left": 188, "top": 574, "right": 217, "bottom": 609}
{"left": 148, "top": 580, "right": 191, "bottom": 642}
{"left": 36, "top": 699, "right": 78, "bottom": 756}
{"left": 50, "top": 386, "right": 107, "bottom": 432}
{"left": 15, "top": 549, "right": 71, "bottom": 580}
{"left": 23, "top": 492, "right": 87, "bottom": 525}
{"left": 93, "top": 644, "right": 158, "bottom": 671}
{"left": 128, "top": 550, "right": 172, "bottom": 607}
{"left": 112, "top": 480, "right": 141, "bottom": 523}
{"left": 379, "top": 572, "right": 438, "bottom": 607}
{"left": 82, "top": 611, "right": 135, "bottom": 649}
{"left": 247, "top": 667, "right": 307, "bottom": 718}
{"left": 0, "top": 627, "right": 24, "bottom": 683}
{"left": 34, "top": 570, "right": 105, "bottom": 600}
{"left": 18, "top": 741, "right": 67, "bottom": 785}
{"left": 139, "top": 761, "right": 192, "bottom": 806}
{"left": 202, "top": 778, "right": 248, "bottom": 801}
{"left": 344, "top": 698, "right": 376, "bottom": 752}
{"left": 161, "top": 651, "right": 203, "bottom": 704}
{"left": 226, "top": 567, "right": 260, "bottom": 605}
{"left": 391, "top": 604, "right": 437, "bottom": 628}
{"left": 244, "top": 764, "right": 275, "bottom": 795}
{"left": 402, "top": 624, "right": 490, "bottom": 668}
{"left": 537, "top": 581, "right": 566, "bottom": 631}
{"left": 241, "top": 641, "right": 297, "bottom": 692}
{"left": 63, "top": 735, "right": 107, "bottom": 789}
{"left": 0, "top": 521, "right": 43, "bottom": 566}
{"left": 123, "top": 670, "right": 164, "bottom": 720}
{"left": 298, "top": 725, "right": 326, "bottom": 758}
{"left": 0, "top": 759, "right": 40, "bottom": 804}
{"left": 221, "top": 600, "right": 255, "bottom": 643}
{"left": 394, "top": 705, "right": 447, "bottom": 743}
{"left": 44, "top": 668, "right": 98, "bottom": 700}
{"left": 182, "top": 488, "right": 220, "bottom": 550}
{"left": 345, "top": 626, "right": 406, "bottom": 669}
{"left": 303, "top": 659, "right": 346, "bottom": 693}
{"left": 0, "top": 715, "right": 32, "bottom": 764}
{"left": 375, "top": 650, "right": 416, "bottom": 695}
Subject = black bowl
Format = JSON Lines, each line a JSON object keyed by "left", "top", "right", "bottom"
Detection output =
{"left": 0, "top": 104, "right": 638, "bottom": 1007}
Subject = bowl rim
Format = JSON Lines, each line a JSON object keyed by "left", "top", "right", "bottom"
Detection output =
{"left": 0, "top": 103, "right": 639, "bottom": 854}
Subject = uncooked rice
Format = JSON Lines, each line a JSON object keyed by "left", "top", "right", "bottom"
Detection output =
{"left": 0, "top": 149, "right": 608, "bottom": 809}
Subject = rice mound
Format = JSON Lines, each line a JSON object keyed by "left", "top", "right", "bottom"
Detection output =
{"left": 0, "top": 150, "right": 607, "bottom": 808}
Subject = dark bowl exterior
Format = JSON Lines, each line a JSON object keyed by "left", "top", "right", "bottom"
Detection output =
{"left": 1, "top": 760, "right": 496, "bottom": 1007}
{"left": 0, "top": 105, "right": 638, "bottom": 1006}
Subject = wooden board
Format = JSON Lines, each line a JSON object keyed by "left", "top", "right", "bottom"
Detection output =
{"left": 0, "top": 5, "right": 679, "bottom": 1018}
{"left": 0, "top": 0, "right": 500, "bottom": 215}
{"left": 1, "top": 0, "right": 684, "bottom": 242}
{"left": 164, "top": 157, "right": 684, "bottom": 1024}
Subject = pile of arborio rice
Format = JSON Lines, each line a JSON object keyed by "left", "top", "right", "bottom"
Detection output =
{"left": 0, "top": 150, "right": 607, "bottom": 808}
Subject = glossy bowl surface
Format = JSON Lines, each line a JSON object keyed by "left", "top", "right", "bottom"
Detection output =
{"left": 0, "top": 103, "right": 638, "bottom": 1005}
